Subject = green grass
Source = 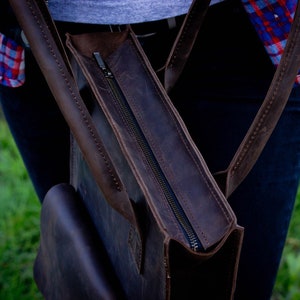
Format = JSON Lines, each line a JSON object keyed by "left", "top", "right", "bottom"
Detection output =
{"left": 0, "top": 115, "right": 300, "bottom": 299}
{"left": 272, "top": 188, "right": 300, "bottom": 300}
{"left": 0, "top": 117, "right": 42, "bottom": 299}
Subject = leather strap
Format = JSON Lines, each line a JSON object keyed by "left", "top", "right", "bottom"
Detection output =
{"left": 164, "top": 0, "right": 211, "bottom": 93}
{"left": 8, "top": 0, "right": 140, "bottom": 231}
{"left": 166, "top": 0, "right": 300, "bottom": 197}
{"left": 9, "top": 0, "right": 300, "bottom": 199}
{"left": 214, "top": 1, "right": 300, "bottom": 197}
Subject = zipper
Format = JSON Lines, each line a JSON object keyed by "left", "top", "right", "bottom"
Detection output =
{"left": 93, "top": 52, "right": 203, "bottom": 252}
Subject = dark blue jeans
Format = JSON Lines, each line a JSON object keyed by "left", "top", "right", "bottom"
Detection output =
{"left": 1, "top": 0, "right": 299, "bottom": 299}
{"left": 0, "top": 49, "right": 70, "bottom": 201}
{"left": 170, "top": 1, "right": 300, "bottom": 299}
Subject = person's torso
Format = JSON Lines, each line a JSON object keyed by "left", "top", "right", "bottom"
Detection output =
{"left": 47, "top": 0, "right": 225, "bottom": 24}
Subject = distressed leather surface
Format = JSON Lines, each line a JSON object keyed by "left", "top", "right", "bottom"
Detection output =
{"left": 66, "top": 31, "right": 243, "bottom": 299}
{"left": 8, "top": 0, "right": 244, "bottom": 299}
{"left": 34, "top": 183, "right": 125, "bottom": 300}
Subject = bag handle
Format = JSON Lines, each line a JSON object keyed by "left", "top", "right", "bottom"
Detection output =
{"left": 165, "top": 0, "right": 300, "bottom": 197}
{"left": 164, "top": 0, "right": 211, "bottom": 93}
{"left": 8, "top": 0, "right": 141, "bottom": 230}
{"left": 9, "top": 0, "right": 300, "bottom": 200}
{"left": 215, "top": 1, "right": 300, "bottom": 197}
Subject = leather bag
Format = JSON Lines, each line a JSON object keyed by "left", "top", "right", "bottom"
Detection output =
{"left": 8, "top": 0, "right": 300, "bottom": 299}
{"left": 34, "top": 183, "right": 126, "bottom": 299}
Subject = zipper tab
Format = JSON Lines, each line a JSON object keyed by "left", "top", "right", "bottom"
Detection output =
{"left": 93, "top": 52, "right": 114, "bottom": 78}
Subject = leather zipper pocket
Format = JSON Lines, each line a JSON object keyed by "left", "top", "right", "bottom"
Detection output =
{"left": 93, "top": 51, "right": 203, "bottom": 252}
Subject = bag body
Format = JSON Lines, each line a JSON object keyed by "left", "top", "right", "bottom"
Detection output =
{"left": 34, "top": 183, "right": 125, "bottom": 300}
{"left": 65, "top": 28, "right": 243, "bottom": 299}
{"left": 8, "top": 0, "right": 300, "bottom": 298}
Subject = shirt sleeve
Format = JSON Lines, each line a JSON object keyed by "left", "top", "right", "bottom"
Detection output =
{"left": 0, "top": 32, "right": 25, "bottom": 88}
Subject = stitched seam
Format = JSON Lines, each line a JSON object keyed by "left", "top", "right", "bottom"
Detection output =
{"left": 27, "top": 0, "right": 122, "bottom": 191}
{"left": 230, "top": 13, "right": 300, "bottom": 176}
{"left": 129, "top": 39, "right": 233, "bottom": 246}
{"left": 168, "top": 0, "right": 200, "bottom": 68}
{"left": 106, "top": 60, "right": 184, "bottom": 237}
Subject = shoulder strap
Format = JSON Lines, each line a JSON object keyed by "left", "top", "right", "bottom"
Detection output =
{"left": 9, "top": 0, "right": 300, "bottom": 198}
{"left": 164, "top": 0, "right": 211, "bottom": 93}
{"left": 8, "top": 0, "right": 141, "bottom": 230}
{"left": 166, "top": 0, "right": 300, "bottom": 197}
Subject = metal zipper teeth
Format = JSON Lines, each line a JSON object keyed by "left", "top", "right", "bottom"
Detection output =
{"left": 93, "top": 52, "right": 202, "bottom": 252}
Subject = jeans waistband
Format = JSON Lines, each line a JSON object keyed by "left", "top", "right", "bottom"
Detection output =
{"left": 55, "top": 15, "right": 185, "bottom": 37}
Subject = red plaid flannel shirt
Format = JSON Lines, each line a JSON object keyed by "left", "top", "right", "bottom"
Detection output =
{"left": 0, "top": 32, "right": 25, "bottom": 87}
{"left": 241, "top": 0, "right": 300, "bottom": 84}
{"left": 0, "top": 0, "right": 298, "bottom": 87}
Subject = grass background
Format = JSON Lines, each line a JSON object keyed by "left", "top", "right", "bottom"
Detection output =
{"left": 0, "top": 116, "right": 299, "bottom": 299}
{"left": 0, "top": 117, "right": 42, "bottom": 299}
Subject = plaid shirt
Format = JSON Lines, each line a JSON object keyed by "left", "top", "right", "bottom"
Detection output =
{"left": 0, "top": 0, "right": 298, "bottom": 87}
{"left": 241, "top": 0, "right": 300, "bottom": 84}
{"left": 0, "top": 32, "right": 25, "bottom": 87}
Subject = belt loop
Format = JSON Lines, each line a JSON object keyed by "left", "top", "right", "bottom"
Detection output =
{"left": 109, "top": 25, "right": 122, "bottom": 32}
{"left": 21, "top": 30, "right": 30, "bottom": 48}
{"left": 167, "top": 17, "right": 177, "bottom": 30}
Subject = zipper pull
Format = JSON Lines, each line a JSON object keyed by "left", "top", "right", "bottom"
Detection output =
{"left": 93, "top": 52, "right": 114, "bottom": 78}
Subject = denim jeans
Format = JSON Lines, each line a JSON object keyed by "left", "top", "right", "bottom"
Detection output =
{"left": 170, "top": 1, "right": 300, "bottom": 299}
{"left": 1, "top": 0, "right": 300, "bottom": 299}
{"left": 0, "top": 49, "right": 70, "bottom": 201}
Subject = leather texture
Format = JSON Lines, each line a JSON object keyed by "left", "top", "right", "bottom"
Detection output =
{"left": 34, "top": 183, "right": 125, "bottom": 300}
{"left": 8, "top": 0, "right": 243, "bottom": 298}
{"left": 214, "top": 0, "right": 300, "bottom": 197}
{"left": 164, "top": 0, "right": 211, "bottom": 93}
{"left": 64, "top": 29, "right": 244, "bottom": 299}
{"left": 165, "top": 0, "right": 300, "bottom": 198}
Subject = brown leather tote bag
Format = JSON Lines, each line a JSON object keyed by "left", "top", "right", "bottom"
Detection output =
{"left": 8, "top": 0, "right": 300, "bottom": 299}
